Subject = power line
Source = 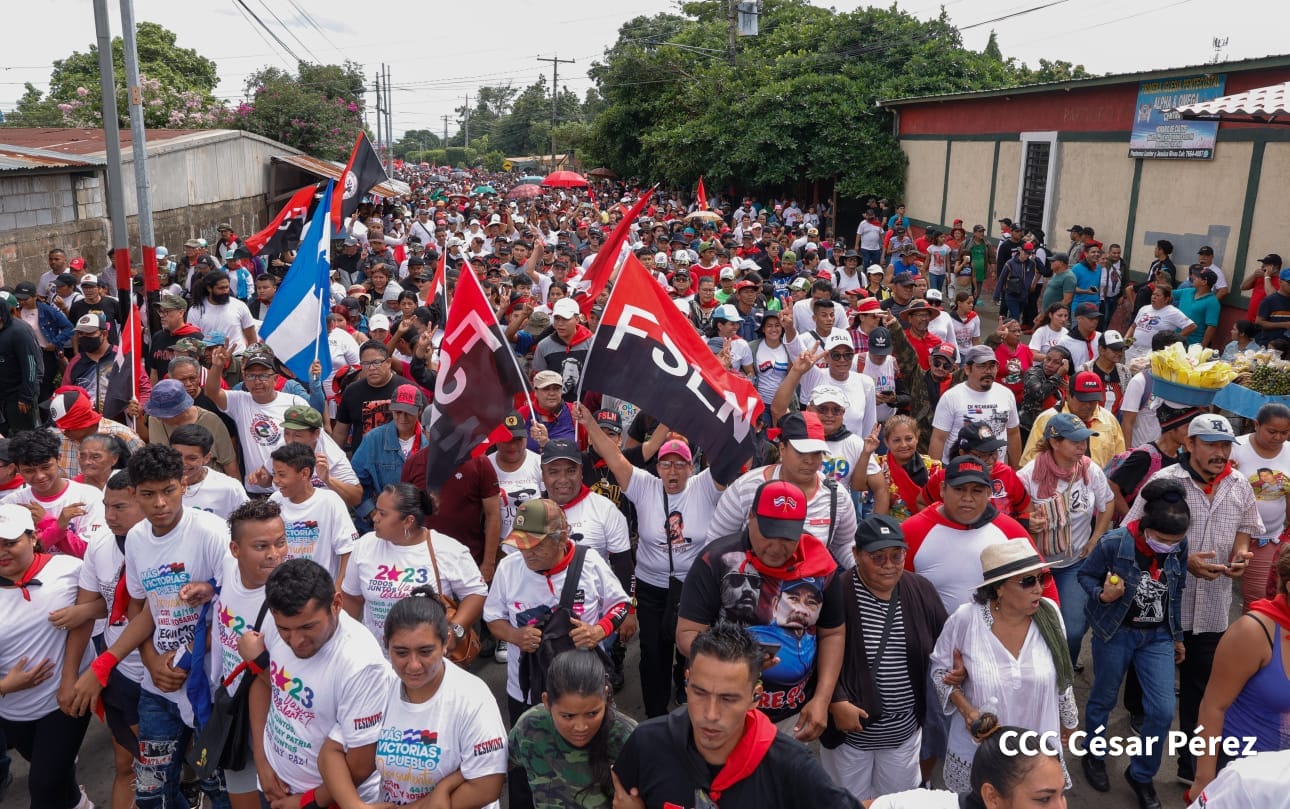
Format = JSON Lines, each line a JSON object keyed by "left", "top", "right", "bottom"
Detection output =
{"left": 228, "top": 0, "right": 294, "bottom": 71}
{"left": 283, "top": 0, "right": 341, "bottom": 52}
{"left": 231, "top": 0, "right": 302, "bottom": 64}
{"left": 252, "top": 0, "right": 320, "bottom": 63}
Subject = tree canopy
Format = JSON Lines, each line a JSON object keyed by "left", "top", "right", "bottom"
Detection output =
{"left": 6, "top": 22, "right": 225, "bottom": 129}
{"left": 580, "top": 0, "right": 1086, "bottom": 199}
{"left": 232, "top": 61, "right": 368, "bottom": 161}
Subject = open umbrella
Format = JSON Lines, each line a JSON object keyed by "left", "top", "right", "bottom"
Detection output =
{"left": 450, "top": 170, "right": 470, "bottom": 179}
{"left": 519, "top": 175, "right": 545, "bottom": 185}
{"left": 506, "top": 184, "right": 544, "bottom": 201}
{"left": 472, "top": 184, "right": 497, "bottom": 195}
{"left": 542, "top": 170, "right": 588, "bottom": 188}
{"left": 586, "top": 167, "right": 617, "bottom": 179}
{"left": 685, "top": 210, "right": 724, "bottom": 222}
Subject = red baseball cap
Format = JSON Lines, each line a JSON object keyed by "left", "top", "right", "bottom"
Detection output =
{"left": 389, "top": 384, "right": 427, "bottom": 414}
{"left": 753, "top": 479, "right": 808, "bottom": 540}
{"left": 1072, "top": 371, "right": 1106, "bottom": 402}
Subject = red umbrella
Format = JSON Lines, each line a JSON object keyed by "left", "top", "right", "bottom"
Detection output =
{"left": 541, "top": 170, "right": 588, "bottom": 188}
{"left": 506, "top": 184, "right": 544, "bottom": 201}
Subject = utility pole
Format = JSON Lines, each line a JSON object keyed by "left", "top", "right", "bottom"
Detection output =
{"left": 374, "top": 69, "right": 384, "bottom": 168}
{"left": 727, "top": 0, "right": 738, "bottom": 65}
{"left": 384, "top": 64, "right": 394, "bottom": 175}
{"left": 463, "top": 93, "right": 470, "bottom": 149}
{"left": 119, "top": 0, "right": 160, "bottom": 336}
{"left": 537, "top": 55, "right": 574, "bottom": 168}
{"left": 94, "top": 0, "right": 129, "bottom": 311}
{"left": 441, "top": 115, "right": 450, "bottom": 150}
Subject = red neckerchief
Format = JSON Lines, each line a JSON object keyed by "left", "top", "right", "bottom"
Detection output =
{"left": 1187, "top": 458, "right": 1235, "bottom": 497}
{"left": 561, "top": 485, "right": 593, "bottom": 510}
{"left": 708, "top": 709, "right": 778, "bottom": 801}
{"left": 697, "top": 298, "right": 719, "bottom": 310}
{"left": 402, "top": 422, "right": 424, "bottom": 455}
{"left": 532, "top": 400, "right": 565, "bottom": 423}
{"left": 1249, "top": 594, "right": 1290, "bottom": 633}
{"left": 540, "top": 540, "right": 578, "bottom": 595}
{"left": 0, "top": 553, "right": 54, "bottom": 601}
{"left": 886, "top": 455, "right": 925, "bottom": 516}
{"left": 743, "top": 532, "right": 836, "bottom": 580}
{"left": 1129, "top": 520, "right": 1163, "bottom": 581}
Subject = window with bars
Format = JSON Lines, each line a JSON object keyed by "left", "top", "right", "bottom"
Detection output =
{"left": 1019, "top": 140, "right": 1050, "bottom": 233}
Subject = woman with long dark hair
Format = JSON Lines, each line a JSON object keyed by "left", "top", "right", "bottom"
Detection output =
{"left": 320, "top": 584, "right": 507, "bottom": 808}
{"left": 509, "top": 649, "right": 636, "bottom": 808}
{"left": 342, "top": 483, "right": 487, "bottom": 651}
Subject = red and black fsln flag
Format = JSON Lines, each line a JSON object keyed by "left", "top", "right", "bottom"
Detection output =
{"left": 581, "top": 253, "right": 764, "bottom": 485}
{"left": 423, "top": 269, "right": 530, "bottom": 491}
{"left": 244, "top": 184, "right": 317, "bottom": 257}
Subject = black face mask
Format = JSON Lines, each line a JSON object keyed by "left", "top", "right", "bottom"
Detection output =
{"left": 211, "top": 292, "right": 231, "bottom": 305}
{"left": 78, "top": 336, "right": 103, "bottom": 353}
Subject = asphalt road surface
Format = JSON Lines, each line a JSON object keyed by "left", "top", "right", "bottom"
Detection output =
{"left": 6, "top": 300, "right": 1206, "bottom": 808}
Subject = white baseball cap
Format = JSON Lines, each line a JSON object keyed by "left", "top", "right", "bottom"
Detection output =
{"left": 552, "top": 298, "right": 580, "bottom": 320}
{"left": 368, "top": 313, "right": 391, "bottom": 332}
{"left": 0, "top": 503, "right": 34, "bottom": 539}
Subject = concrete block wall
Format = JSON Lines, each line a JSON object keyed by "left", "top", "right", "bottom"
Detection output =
{"left": 0, "top": 192, "right": 267, "bottom": 286}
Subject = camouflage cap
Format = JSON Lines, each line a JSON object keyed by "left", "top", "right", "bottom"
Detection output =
{"left": 241, "top": 343, "right": 276, "bottom": 370}
{"left": 172, "top": 337, "right": 206, "bottom": 357}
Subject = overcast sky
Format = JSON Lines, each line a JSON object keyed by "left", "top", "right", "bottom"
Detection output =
{"left": 4, "top": 0, "right": 1281, "bottom": 142}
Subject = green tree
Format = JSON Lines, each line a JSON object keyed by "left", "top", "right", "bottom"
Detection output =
{"left": 394, "top": 129, "right": 441, "bottom": 159}
{"left": 232, "top": 61, "right": 366, "bottom": 161}
{"left": 5, "top": 21, "right": 225, "bottom": 128}
{"left": 587, "top": 0, "right": 1062, "bottom": 199}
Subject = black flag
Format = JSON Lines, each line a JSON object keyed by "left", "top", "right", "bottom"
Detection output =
{"left": 331, "top": 131, "right": 390, "bottom": 230}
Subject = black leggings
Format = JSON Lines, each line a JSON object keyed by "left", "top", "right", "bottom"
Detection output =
{"left": 636, "top": 580, "right": 686, "bottom": 718}
{"left": 1, "top": 707, "right": 92, "bottom": 808}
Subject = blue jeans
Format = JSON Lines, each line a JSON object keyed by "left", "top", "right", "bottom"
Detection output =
{"left": 1051, "top": 564, "right": 1088, "bottom": 663}
{"left": 861, "top": 248, "right": 882, "bottom": 269}
{"left": 928, "top": 273, "right": 945, "bottom": 292}
{"left": 136, "top": 690, "right": 231, "bottom": 809}
{"left": 1085, "top": 625, "right": 1176, "bottom": 781}
{"left": 1001, "top": 296, "right": 1025, "bottom": 322}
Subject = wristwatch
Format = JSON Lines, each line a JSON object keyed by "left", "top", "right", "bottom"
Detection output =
{"left": 450, "top": 622, "right": 465, "bottom": 639}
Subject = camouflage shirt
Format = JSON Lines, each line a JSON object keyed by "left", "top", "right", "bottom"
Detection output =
{"left": 508, "top": 704, "right": 637, "bottom": 809}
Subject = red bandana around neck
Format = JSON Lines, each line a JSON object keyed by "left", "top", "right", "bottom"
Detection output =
{"left": 1, "top": 552, "right": 54, "bottom": 601}
{"left": 1129, "top": 521, "right": 1163, "bottom": 580}
{"left": 560, "top": 485, "right": 593, "bottom": 511}
{"left": 708, "top": 709, "right": 778, "bottom": 801}
{"left": 1248, "top": 593, "right": 1290, "bottom": 633}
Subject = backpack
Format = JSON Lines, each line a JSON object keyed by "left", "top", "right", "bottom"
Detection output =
{"left": 518, "top": 545, "right": 599, "bottom": 704}
{"left": 1103, "top": 442, "right": 1164, "bottom": 505}
{"left": 1034, "top": 245, "right": 1053, "bottom": 278}
{"left": 1004, "top": 260, "right": 1027, "bottom": 297}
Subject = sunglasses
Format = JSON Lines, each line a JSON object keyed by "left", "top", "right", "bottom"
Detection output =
{"left": 865, "top": 548, "right": 906, "bottom": 567}
{"left": 829, "top": 351, "right": 855, "bottom": 361}
{"left": 722, "top": 572, "right": 762, "bottom": 588}
{"left": 932, "top": 357, "right": 954, "bottom": 369}
{"left": 1015, "top": 571, "right": 1054, "bottom": 589}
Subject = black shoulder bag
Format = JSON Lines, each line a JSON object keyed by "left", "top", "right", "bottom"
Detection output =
{"left": 519, "top": 545, "right": 589, "bottom": 704}
{"left": 188, "top": 600, "right": 271, "bottom": 780}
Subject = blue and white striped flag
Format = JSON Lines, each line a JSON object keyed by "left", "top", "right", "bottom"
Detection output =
{"left": 261, "top": 180, "right": 334, "bottom": 384}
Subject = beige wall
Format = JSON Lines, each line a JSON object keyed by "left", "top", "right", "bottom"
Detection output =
{"left": 1244, "top": 142, "right": 1290, "bottom": 293}
{"left": 902, "top": 140, "right": 947, "bottom": 220}
{"left": 1050, "top": 142, "right": 1134, "bottom": 253}
{"left": 992, "top": 141, "right": 1021, "bottom": 233}
{"left": 944, "top": 141, "right": 994, "bottom": 229}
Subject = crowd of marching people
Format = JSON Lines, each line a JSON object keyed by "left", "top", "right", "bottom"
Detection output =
{"left": 2, "top": 166, "right": 1290, "bottom": 809}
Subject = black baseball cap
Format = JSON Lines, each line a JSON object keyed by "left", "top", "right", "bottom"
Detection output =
{"left": 853, "top": 514, "right": 907, "bottom": 552}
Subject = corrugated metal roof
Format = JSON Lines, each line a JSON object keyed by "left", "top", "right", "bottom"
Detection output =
{"left": 0, "top": 144, "right": 103, "bottom": 172}
{"left": 272, "top": 153, "right": 411, "bottom": 198}
{"left": 1172, "top": 80, "right": 1290, "bottom": 121}
{"left": 878, "top": 53, "right": 1290, "bottom": 108}
{"left": 0, "top": 127, "right": 202, "bottom": 155}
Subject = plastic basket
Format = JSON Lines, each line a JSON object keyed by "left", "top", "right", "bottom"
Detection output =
{"left": 1213, "top": 383, "right": 1290, "bottom": 420}
{"left": 1150, "top": 377, "right": 1220, "bottom": 407}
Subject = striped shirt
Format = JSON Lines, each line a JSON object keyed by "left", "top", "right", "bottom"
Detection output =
{"left": 845, "top": 577, "right": 918, "bottom": 750}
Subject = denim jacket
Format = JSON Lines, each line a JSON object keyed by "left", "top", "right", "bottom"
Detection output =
{"left": 33, "top": 301, "right": 75, "bottom": 349}
{"left": 350, "top": 420, "right": 410, "bottom": 520}
{"left": 1079, "top": 524, "right": 1187, "bottom": 643}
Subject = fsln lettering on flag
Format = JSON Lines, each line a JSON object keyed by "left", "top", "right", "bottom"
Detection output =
{"left": 582, "top": 253, "right": 763, "bottom": 484}
{"left": 424, "top": 269, "right": 530, "bottom": 490}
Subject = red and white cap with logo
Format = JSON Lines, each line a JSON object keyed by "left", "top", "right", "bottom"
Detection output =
{"left": 753, "top": 479, "right": 808, "bottom": 540}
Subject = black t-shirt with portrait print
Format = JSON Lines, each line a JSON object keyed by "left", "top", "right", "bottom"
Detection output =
{"left": 335, "top": 373, "right": 413, "bottom": 451}
{"left": 1124, "top": 549, "right": 1169, "bottom": 627}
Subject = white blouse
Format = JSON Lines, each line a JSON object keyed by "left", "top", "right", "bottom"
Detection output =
{"left": 930, "top": 599, "right": 1076, "bottom": 793}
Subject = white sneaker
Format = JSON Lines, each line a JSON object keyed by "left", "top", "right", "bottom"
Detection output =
{"left": 494, "top": 641, "right": 508, "bottom": 663}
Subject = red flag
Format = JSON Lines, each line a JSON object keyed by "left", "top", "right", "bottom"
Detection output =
{"left": 245, "top": 185, "right": 316, "bottom": 257}
{"left": 423, "top": 246, "right": 448, "bottom": 318}
{"left": 423, "top": 270, "right": 530, "bottom": 490}
{"left": 696, "top": 176, "right": 708, "bottom": 211}
{"left": 331, "top": 131, "right": 390, "bottom": 230}
{"left": 576, "top": 185, "right": 657, "bottom": 318}
{"left": 581, "top": 254, "right": 763, "bottom": 484}
{"left": 103, "top": 304, "right": 145, "bottom": 424}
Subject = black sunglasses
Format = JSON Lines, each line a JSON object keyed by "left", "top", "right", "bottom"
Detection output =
{"left": 1016, "top": 571, "right": 1054, "bottom": 589}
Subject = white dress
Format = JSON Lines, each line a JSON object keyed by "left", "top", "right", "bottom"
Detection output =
{"left": 930, "top": 599, "right": 1076, "bottom": 793}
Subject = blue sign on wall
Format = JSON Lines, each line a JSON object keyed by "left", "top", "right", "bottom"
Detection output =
{"left": 1128, "top": 73, "right": 1226, "bottom": 159}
